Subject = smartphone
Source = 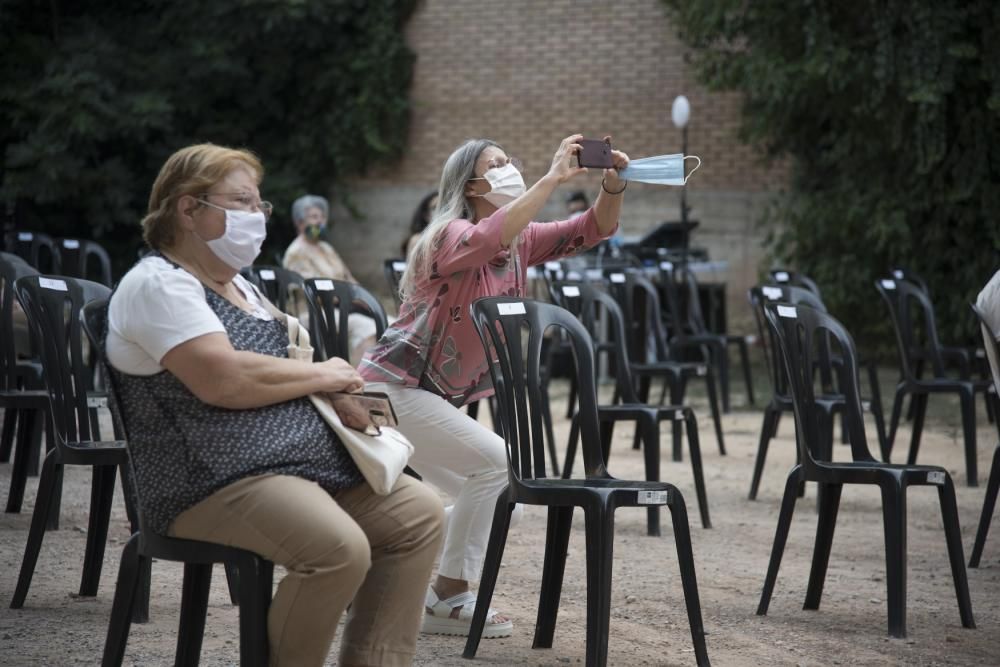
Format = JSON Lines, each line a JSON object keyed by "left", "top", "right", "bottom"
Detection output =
{"left": 576, "top": 138, "right": 614, "bottom": 169}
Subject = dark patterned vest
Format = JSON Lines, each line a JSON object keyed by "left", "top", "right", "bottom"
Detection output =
{"left": 108, "top": 262, "right": 362, "bottom": 534}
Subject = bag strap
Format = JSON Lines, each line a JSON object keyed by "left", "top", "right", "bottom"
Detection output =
{"left": 254, "top": 288, "right": 314, "bottom": 359}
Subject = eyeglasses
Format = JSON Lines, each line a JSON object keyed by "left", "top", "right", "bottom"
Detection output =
{"left": 197, "top": 192, "right": 274, "bottom": 220}
{"left": 471, "top": 156, "right": 523, "bottom": 180}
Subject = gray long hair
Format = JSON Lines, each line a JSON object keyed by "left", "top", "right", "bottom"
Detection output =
{"left": 290, "top": 194, "right": 329, "bottom": 225}
{"left": 399, "top": 138, "right": 520, "bottom": 301}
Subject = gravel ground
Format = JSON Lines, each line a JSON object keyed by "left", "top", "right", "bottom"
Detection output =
{"left": 0, "top": 377, "right": 997, "bottom": 666}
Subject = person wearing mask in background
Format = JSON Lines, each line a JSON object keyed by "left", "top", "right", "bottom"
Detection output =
{"left": 361, "top": 134, "right": 628, "bottom": 638}
{"left": 106, "top": 144, "right": 443, "bottom": 666}
{"left": 283, "top": 194, "right": 380, "bottom": 364}
{"left": 402, "top": 191, "right": 439, "bottom": 259}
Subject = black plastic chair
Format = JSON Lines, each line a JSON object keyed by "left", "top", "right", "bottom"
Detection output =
{"left": 604, "top": 270, "right": 726, "bottom": 459}
{"left": 243, "top": 265, "right": 304, "bottom": 314}
{"left": 968, "top": 303, "right": 1000, "bottom": 568}
{"left": 81, "top": 299, "right": 274, "bottom": 667}
{"left": 769, "top": 269, "right": 821, "bottom": 298}
{"left": 756, "top": 301, "right": 974, "bottom": 638}
{"left": 301, "top": 277, "right": 388, "bottom": 362}
{"left": 58, "top": 238, "right": 113, "bottom": 286}
{"left": 747, "top": 285, "right": 889, "bottom": 500}
{"left": 0, "top": 253, "right": 50, "bottom": 515}
{"left": 9, "top": 275, "right": 132, "bottom": 610}
{"left": 383, "top": 257, "right": 407, "bottom": 307}
{"left": 13, "top": 231, "right": 61, "bottom": 274}
{"left": 464, "top": 296, "right": 710, "bottom": 667}
{"left": 876, "top": 277, "right": 991, "bottom": 485}
{"left": 659, "top": 261, "right": 754, "bottom": 412}
{"left": 553, "top": 281, "right": 711, "bottom": 532}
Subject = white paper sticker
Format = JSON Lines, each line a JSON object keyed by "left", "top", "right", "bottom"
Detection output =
{"left": 62, "top": 239, "right": 80, "bottom": 249}
{"left": 87, "top": 396, "right": 108, "bottom": 409}
{"left": 637, "top": 490, "right": 670, "bottom": 505}
{"left": 927, "top": 471, "right": 946, "bottom": 485}
{"left": 497, "top": 302, "right": 526, "bottom": 316}
{"left": 880, "top": 279, "right": 896, "bottom": 290}
{"left": 777, "top": 305, "right": 797, "bottom": 318}
{"left": 584, "top": 269, "right": 603, "bottom": 280}
{"left": 762, "top": 286, "right": 783, "bottom": 300}
{"left": 975, "top": 349, "right": 986, "bottom": 359}
{"left": 259, "top": 269, "right": 276, "bottom": 281}
{"left": 892, "top": 270, "right": 904, "bottom": 280}
{"left": 696, "top": 365, "right": 708, "bottom": 376}
{"left": 659, "top": 261, "right": 674, "bottom": 271}
{"left": 392, "top": 261, "right": 407, "bottom": 272}
{"left": 39, "top": 277, "right": 67, "bottom": 292}
{"left": 544, "top": 261, "right": 561, "bottom": 271}
{"left": 774, "top": 271, "right": 789, "bottom": 282}
{"left": 17, "top": 232, "right": 33, "bottom": 242}
{"left": 314, "top": 279, "right": 334, "bottom": 291}
{"left": 561, "top": 285, "right": 581, "bottom": 297}
{"left": 673, "top": 411, "right": 686, "bottom": 421}
{"left": 609, "top": 273, "right": 626, "bottom": 284}
{"left": 861, "top": 400, "right": 871, "bottom": 412}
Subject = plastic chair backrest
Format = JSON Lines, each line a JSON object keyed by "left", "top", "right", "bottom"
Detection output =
{"left": 14, "top": 275, "right": 110, "bottom": 447}
{"left": 58, "top": 238, "right": 113, "bottom": 286}
{"left": 383, "top": 258, "right": 407, "bottom": 306}
{"left": 749, "top": 284, "right": 828, "bottom": 398}
{"left": 875, "top": 277, "right": 947, "bottom": 378}
{"left": 659, "top": 261, "right": 712, "bottom": 334}
{"left": 763, "top": 301, "right": 877, "bottom": 468}
{"left": 247, "top": 265, "right": 304, "bottom": 314}
{"left": 302, "top": 278, "right": 388, "bottom": 361}
{"left": 550, "top": 280, "right": 642, "bottom": 404}
{"left": 471, "top": 296, "right": 607, "bottom": 482}
{"left": 623, "top": 271, "right": 674, "bottom": 364}
{"left": 13, "top": 231, "right": 61, "bottom": 274}
{"left": 769, "top": 269, "right": 821, "bottom": 298}
{"left": 889, "top": 267, "right": 930, "bottom": 296}
{"left": 971, "top": 303, "right": 1000, "bottom": 393}
{"left": 0, "top": 253, "right": 39, "bottom": 390}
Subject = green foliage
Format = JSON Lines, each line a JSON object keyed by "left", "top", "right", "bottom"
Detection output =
{"left": 0, "top": 0, "right": 417, "bottom": 274}
{"left": 663, "top": 0, "right": 1000, "bottom": 350}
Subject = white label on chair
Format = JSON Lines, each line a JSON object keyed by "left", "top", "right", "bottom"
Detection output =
{"left": 893, "top": 270, "right": 904, "bottom": 279}
{"left": 762, "top": 286, "right": 783, "bottom": 300}
{"left": 545, "top": 261, "right": 561, "bottom": 271}
{"left": 87, "top": 396, "right": 108, "bottom": 409}
{"left": 609, "top": 273, "right": 626, "bottom": 283}
{"left": 659, "top": 261, "right": 674, "bottom": 271}
{"left": 258, "top": 269, "right": 276, "bottom": 281}
{"left": 314, "top": 279, "right": 334, "bottom": 291}
{"left": 862, "top": 400, "right": 871, "bottom": 412}
{"left": 774, "top": 271, "right": 789, "bottom": 282}
{"left": 62, "top": 239, "right": 80, "bottom": 249}
{"left": 561, "top": 285, "right": 580, "bottom": 297}
{"left": 637, "top": 490, "right": 670, "bottom": 505}
{"left": 584, "top": 269, "right": 602, "bottom": 280}
{"left": 392, "top": 261, "right": 407, "bottom": 272}
{"left": 927, "top": 471, "right": 946, "bottom": 485}
{"left": 976, "top": 348, "right": 986, "bottom": 359}
{"left": 497, "top": 302, "right": 526, "bottom": 316}
{"left": 39, "top": 277, "right": 68, "bottom": 292}
{"left": 696, "top": 365, "right": 707, "bottom": 376}
{"left": 17, "top": 232, "right": 32, "bottom": 241}
{"left": 880, "top": 279, "right": 896, "bottom": 290}
{"left": 777, "top": 305, "right": 797, "bottom": 318}
{"left": 673, "top": 411, "right": 686, "bottom": 421}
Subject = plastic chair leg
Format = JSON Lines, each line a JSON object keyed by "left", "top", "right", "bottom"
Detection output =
{"left": 906, "top": 393, "right": 928, "bottom": 466}
{"left": 737, "top": 337, "right": 755, "bottom": 406}
{"left": 540, "top": 382, "right": 560, "bottom": 477}
{"left": 599, "top": 420, "right": 615, "bottom": 466}
{"left": 879, "top": 482, "right": 908, "bottom": 638}
{"left": 238, "top": 557, "right": 273, "bottom": 667}
{"left": 715, "top": 343, "right": 731, "bottom": 414}
{"left": 887, "top": 387, "right": 905, "bottom": 459}
{"left": 639, "top": 417, "right": 661, "bottom": 537}
{"left": 803, "top": 483, "right": 843, "bottom": 610}
{"left": 866, "top": 362, "right": 889, "bottom": 461}
{"left": 565, "top": 376, "right": 577, "bottom": 420}
{"left": 583, "top": 504, "right": 615, "bottom": 667}
{"left": 958, "top": 389, "right": 978, "bottom": 486}
{"left": 757, "top": 465, "right": 803, "bottom": 616}
{"left": 79, "top": 464, "right": 118, "bottom": 597}
{"left": 101, "top": 533, "right": 142, "bottom": 667}
{"left": 563, "top": 415, "right": 580, "bottom": 479}
{"left": 463, "top": 492, "right": 514, "bottom": 660}
{"left": 5, "top": 407, "right": 39, "bottom": 514}
{"left": 667, "top": 493, "right": 711, "bottom": 667}
{"left": 703, "top": 372, "right": 726, "bottom": 456}
{"left": 131, "top": 555, "right": 152, "bottom": 624}
{"left": 224, "top": 562, "right": 240, "bottom": 606}
{"left": 683, "top": 411, "right": 711, "bottom": 529}
{"left": 969, "top": 445, "right": 1000, "bottom": 567}
{"left": 749, "top": 405, "right": 778, "bottom": 500}
{"left": 669, "top": 377, "right": 685, "bottom": 462}
{"left": 175, "top": 563, "right": 212, "bottom": 665}
{"left": 533, "top": 505, "right": 574, "bottom": 649}
{"left": 0, "top": 407, "right": 16, "bottom": 462}
{"left": 10, "top": 452, "right": 60, "bottom": 609}
{"left": 632, "top": 375, "right": 652, "bottom": 451}
{"left": 936, "top": 477, "right": 976, "bottom": 629}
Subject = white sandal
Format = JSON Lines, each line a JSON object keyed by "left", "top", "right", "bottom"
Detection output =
{"left": 422, "top": 588, "right": 514, "bottom": 638}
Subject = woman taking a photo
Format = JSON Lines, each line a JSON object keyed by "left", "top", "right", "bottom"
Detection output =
{"left": 361, "top": 134, "right": 629, "bottom": 637}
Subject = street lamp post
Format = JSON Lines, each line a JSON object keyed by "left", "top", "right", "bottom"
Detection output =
{"left": 671, "top": 95, "right": 691, "bottom": 227}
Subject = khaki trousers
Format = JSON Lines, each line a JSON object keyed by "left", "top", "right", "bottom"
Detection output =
{"left": 169, "top": 474, "right": 443, "bottom": 667}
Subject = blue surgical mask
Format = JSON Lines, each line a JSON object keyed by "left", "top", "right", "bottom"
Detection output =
{"left": 618, "top": 153, "right": 701, "bottom": 186}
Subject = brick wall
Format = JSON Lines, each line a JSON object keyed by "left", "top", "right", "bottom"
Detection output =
{"left": 324, "top": 0, "right": 787, "bottom": 330}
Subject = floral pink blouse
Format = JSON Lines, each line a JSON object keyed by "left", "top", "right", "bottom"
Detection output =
{"left": 360, "top": 207, "right": 617, "bottom": 406}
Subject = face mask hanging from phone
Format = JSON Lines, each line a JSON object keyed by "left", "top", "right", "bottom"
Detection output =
{"left": 618, "top": 154, "right": 701, "bottom": 186}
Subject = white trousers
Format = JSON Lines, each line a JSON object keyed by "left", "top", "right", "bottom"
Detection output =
{"left": 366, "top": 382, "right": 522, "bottom": 582}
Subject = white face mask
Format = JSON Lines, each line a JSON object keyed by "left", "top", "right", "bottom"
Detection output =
{"left": 199, "top": 207, "right": 267, "bottom": 270}
{"left": 471, "top": 163, "right": 526, "bottom": 207}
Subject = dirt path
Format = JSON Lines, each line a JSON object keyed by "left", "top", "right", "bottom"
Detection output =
{"left": 1, "top": 381, "right": 997, "bottom": 666}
